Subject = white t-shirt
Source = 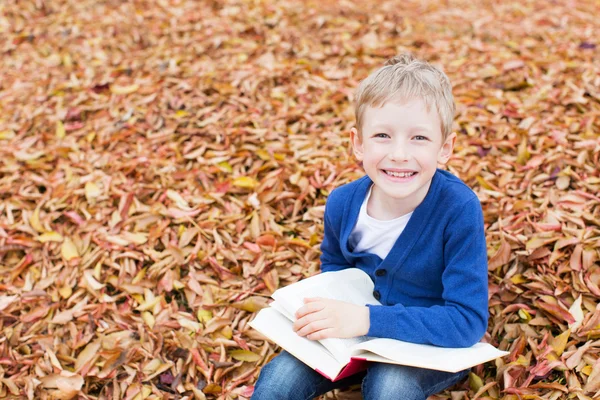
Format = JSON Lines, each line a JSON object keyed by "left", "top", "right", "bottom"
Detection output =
{"left": 348, "top": 185, "right": 413, "bottom": 260}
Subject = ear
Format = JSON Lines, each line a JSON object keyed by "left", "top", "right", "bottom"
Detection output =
{"left": 437, "top": 132, "right": 456, "bottom": 165}
{"left": 350, "top": 127, "right": 364, "bottom": 162}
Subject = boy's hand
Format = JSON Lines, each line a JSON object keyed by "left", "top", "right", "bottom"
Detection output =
{"left": 292, "top": 297, "right": 370, "bottom": 340}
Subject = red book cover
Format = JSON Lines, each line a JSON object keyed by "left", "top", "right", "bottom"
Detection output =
{"left": 316, "top": 357, "right": 369, "bottom": 382}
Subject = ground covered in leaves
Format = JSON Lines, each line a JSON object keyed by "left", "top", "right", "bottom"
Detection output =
{"left": 1, "top": 0, "right": 599, "bottom": 399}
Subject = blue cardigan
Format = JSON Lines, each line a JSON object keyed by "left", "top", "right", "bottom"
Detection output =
{"left": 320, "top": 169, "right": 489, "bottom": 348}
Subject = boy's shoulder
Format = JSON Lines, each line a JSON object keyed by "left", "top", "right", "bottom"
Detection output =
{"left": 435, "top": 169, "right": 480, "bottom": 208}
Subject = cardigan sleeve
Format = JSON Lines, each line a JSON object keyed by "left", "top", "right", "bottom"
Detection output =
{"left": 366, "top": 197, "right": 489, "bottom": 348}
{"left": 319, "top": 192, "right": 352, "bottom": 273}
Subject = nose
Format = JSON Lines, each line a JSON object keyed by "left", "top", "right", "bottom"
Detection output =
{"left": 389, "top": 143, "right": 409, "bottom": 162}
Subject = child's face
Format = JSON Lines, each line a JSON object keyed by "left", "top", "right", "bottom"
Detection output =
{"left": 350, "top": 97, "right": 456, "bottom": 211}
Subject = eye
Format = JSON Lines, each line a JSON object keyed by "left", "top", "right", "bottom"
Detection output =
{"left": 414, "top": 135, "right": 429, "bottom": 141}
{"left": 374, "top": 133, "right": 389, "bottom": 138}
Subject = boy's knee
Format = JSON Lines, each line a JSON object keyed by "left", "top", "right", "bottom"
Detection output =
{"left": 362, "top": 364, "right": 467, "bottom": 400}
{"left": 362, "top": 364, "right": 425, "bottom": 400}
{"left": 251, "top": 352, "right": 318, "bottom": 400}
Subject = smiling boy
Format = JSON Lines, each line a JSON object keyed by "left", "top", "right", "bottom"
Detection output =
{"left": 252, "top": 53, "right": 489, "bottom": 400}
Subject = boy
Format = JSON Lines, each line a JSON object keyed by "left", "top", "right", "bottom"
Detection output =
{"left": 251, "top": 53, "right": 489, "bottom": 400}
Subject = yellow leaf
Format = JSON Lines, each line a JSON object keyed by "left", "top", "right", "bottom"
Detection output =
{"left": 583, "top": 365, "right": 593, "bottom": 376}
{"left": 217, "top": 161, "right": 233, "bottom": 173}
{"left": 173, "top": 280, "right": 184, "bottom": 290}
{"left": 518, "top": 309, "right": 532, "bottom": 321}
{"left": 526, "top": 236, "right": 547, "bottom": 251}
{"left": 132, "top": 294, "right": 144, "bottom": 304}
{"left": 61, "top": 238, "right": 79, "bottom": 261}
{"left": 549, "top": 329, "right": 571, "bottom": 356}
{"left": 469, "top": 372, "right": 484, "bottom": 392}
{"left": 63, "top": 53, "right": 73, "bottom": 68}
{"left": 136, "top": 295, "right": 161, "bottom": 312}
{"left": 203, "top": 383, "right": 222, "bottom": 395}
{"left": 516, "top": 136, "right": 530, "bottom": 165}
{"left": 231, "top": 296, "right": 269, "bottom": 313}
{"left": 220, "top": 325, "right": 233, "bottom": 339}
{"left": 142, "top": 311, "right": 155, "bottom": 329}
{"left": 110, "top": 84, "right": 139, "bottom": 95}
{"left": 0, "top": 130, "right": 16, "bottom": 140}
{"left": 75, "top": 340, "right": 101, "bottom": 372}
{"left": 287, "top": 238, "right": 311, "bottom": 248}
{"left": 131, "top": 267, "right": 146, "bottom": 284}
{"left": 30, "top": 205, "right": 46, "bottom": 233}
{"left": 476, "top": 175, "right": 494, "bottom": 190}
{"left": 510, "top": 274, "right": 527, "bottom": 284}
{"left": 197, "top": 309, "right": 212, "bottom": 323}
{"left": 85, "top": 182, "right": 102, "bottom": 202}
{"left": 233, "top": 176, "right": 258, "bottom": 189}
{"left": 132, "top": 385, "right": 152, "bottom": 400}
{"left": 142, "top": 359, "right": 162, "bottom": 375}
{"left": 256, "top": 149, "right": 271, "bottom": 160}
{"left": 56, "top": 121, "right": 66, "bottom": 139}
{"left": 37, "top": 231, "right": 64, "bottom": 243}
{"left": 229, "top": 349, "right": 261, "bottom": 362}
{"left": 59, "top": 285, "right": 72, "bottom": 299}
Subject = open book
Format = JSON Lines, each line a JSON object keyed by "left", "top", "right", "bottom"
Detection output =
{"left": 249, "top": 268, "right": 508, "bottom": 382}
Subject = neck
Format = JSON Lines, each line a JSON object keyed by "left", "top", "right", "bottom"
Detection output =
{"left": 367, "top": 181, "right": 431, "bottom": 220}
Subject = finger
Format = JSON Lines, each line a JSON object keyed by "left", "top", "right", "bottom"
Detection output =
{"left": 303, "top": 297, "right": 324, "bottom": 303}
{"left": 306, "top": 328, "right": 337, "bottom": 341}
{"left": 295, "top": 319, "right": 332, "bottom": 338}
{"left": 295, "top": 301, "right": 326, "bottom": 319}
{"left": 293, "top": 310, "right": 327, "bottom": 332}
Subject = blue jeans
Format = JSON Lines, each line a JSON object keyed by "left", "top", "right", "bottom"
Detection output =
{"left": 251, "top": 351, "right": 469, "bottom": 400}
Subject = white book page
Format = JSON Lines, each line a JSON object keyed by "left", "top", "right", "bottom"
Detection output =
{"left": 271, "top": 269, "right": 381, "bottom": 362}
{"left": 270, "top": 301, "right": 293, "bottom": 321}
{"left": 350, "top": 338, "right": 509, "bottom": 373}
{"left": 249, "top": 307, "right": 345, "bottom": 379}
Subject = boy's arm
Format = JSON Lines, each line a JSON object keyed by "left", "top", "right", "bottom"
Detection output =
{"left": 366, "top": 197, "right": 489, "bottom": 348}
{"left": 320, "top": 192, "right": 352, "bottom": 273}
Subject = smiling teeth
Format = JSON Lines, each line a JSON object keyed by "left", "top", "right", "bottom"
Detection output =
{"left": 386, "top": 171, "right": 415, "bottom": 178}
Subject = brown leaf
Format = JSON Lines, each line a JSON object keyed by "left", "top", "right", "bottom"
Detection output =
{"left": 488, "top": 239, "right": 511, "bottom": 270}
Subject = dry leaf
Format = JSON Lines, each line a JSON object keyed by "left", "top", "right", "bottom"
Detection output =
{"left": 229, "top": 350, "right": 261, "bottom": 362}
{"left": 2, "top": 1, "right": 600, "bottom": 398}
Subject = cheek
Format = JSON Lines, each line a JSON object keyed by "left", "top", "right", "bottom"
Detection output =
{"left": 362, "top": 152, "right": 384, "bottom": 168}
{"left": 362, "top": 144, "right": 386, "bottom": 159}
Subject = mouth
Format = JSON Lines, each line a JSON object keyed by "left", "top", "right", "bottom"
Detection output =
{"left": 383, "top": 170, "right": 417, "bottom": 178}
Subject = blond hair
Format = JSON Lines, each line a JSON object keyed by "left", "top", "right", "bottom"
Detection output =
{"left": 354, "top": 53, "right": 455, "bottom": 140}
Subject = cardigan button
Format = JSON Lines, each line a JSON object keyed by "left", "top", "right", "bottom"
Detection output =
{"left": 373, "top": 290, "right": 381, "bottom": 301}
{"left": 375, "top": 269, "right": 387, "bottom": 277}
